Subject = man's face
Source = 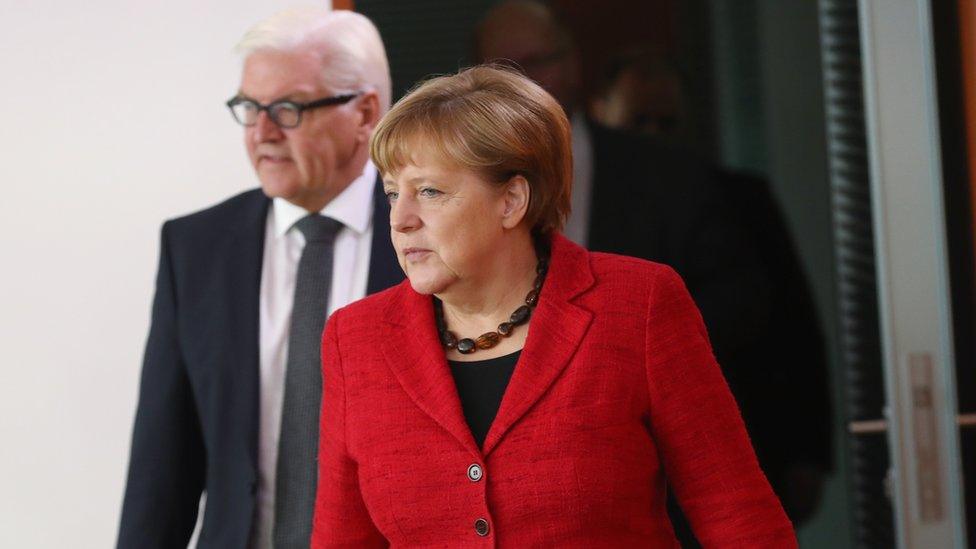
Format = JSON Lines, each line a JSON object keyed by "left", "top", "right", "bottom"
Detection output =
{"left": 592, "top": 69, "right": 683, "bottom": 137}
{"left": 239, "top": 47, "right": 367, "bottom": 212}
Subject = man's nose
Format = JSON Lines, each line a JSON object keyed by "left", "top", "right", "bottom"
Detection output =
{"left": 252, "top": 110, "right": 284, "bottom": 142}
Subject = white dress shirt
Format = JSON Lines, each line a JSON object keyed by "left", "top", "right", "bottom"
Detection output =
{"left": 250, "top": 162, "right": 377, "bottom": 549}
{"left": 564, "top": 111, "right": 594, "bottom": 247}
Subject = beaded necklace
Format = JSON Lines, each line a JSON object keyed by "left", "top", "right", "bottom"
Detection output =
{"left": 434, "top": 253, "right": 549, "bottom": 355}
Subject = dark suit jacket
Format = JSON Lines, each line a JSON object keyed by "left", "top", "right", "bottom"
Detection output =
{"left": 586, "top": 120, "right": 773, "bottom": 360}
{"left": 117, "top": 181, "right": 403, "bottom": 549}
{"left": 311, "top": 234, "right": 796, "bottom": 548}
{"left": 717, "top": 169, "right": 833, "bottom": 478}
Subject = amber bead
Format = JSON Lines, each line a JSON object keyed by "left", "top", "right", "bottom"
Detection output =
{"left": 457, "top": 338, "right": 476, "bottom": 354}
{"left": 476, "top": 332, "right": 500, "bottom": 349}
{"left": 440, "top": 330, "right": 458, "bottom": 349}
{"left": 525, "top": 289, "right": 539, "bottom": 307}
{"left": 510, "top": 305, "right": 531, "bottom": 325}
{"left": 533, "top": 274, "right": 544, "bottom": 290}
{"left": 497, "top": 322, "right": 514, "bottom": 336}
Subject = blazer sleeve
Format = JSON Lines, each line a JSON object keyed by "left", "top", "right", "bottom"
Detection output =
{"left": 643, "top": 266, "right": 797, "bottom": 548}
{"left": 117, "top": 222, "right": 206, "bottom": 549}
{"left": 312, "top": 314, "right": 387, "bottom": 548}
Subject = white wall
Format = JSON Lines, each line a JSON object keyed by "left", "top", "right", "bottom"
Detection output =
{"left": 0, "top": 1, "right": 315, "bottom": 546}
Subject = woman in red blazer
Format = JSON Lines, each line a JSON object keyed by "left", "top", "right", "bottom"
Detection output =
{"left": 311, "top": 66, "right": 796, "bottom": 547}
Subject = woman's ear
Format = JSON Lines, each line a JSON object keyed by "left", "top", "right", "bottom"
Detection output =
{"left": 501, "top": 174, "right": 530, "bottom": 229}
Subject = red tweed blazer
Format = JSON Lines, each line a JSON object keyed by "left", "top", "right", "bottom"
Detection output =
{"left": 312, "top": 234, "right": 796, "bottom": 548}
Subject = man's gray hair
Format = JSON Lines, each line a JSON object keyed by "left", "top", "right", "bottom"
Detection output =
{"left": 235, "top": 7, "right": 392, "bottom": 113}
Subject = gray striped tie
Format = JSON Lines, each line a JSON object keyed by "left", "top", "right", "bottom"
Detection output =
{"left": 274, "top": 213, "right": 343, "bottom": 548}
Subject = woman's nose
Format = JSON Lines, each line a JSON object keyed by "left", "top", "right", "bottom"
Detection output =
{"left": 390, "top": 196, "right": 420, "bottom": 233}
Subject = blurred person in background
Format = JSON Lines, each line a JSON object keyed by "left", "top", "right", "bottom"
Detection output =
{"left": 117, "top": 8, "right": 402, "bottom": 549}
{"left": 589, "top": 48, "right": 685, "bottom": 139}
{"left": 475, "top": 0, "right": 832, "bottom": 540}
{"left": 311, "top": 64, "right": 796, "bottom": 548}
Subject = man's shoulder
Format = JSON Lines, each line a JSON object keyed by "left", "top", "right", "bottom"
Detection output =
{"left": 164, "top": 188, "right": 269, "bottom": 235}
{"left": 157, "top": 189, "right": 269, "bottom": 261}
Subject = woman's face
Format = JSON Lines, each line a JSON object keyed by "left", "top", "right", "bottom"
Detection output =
{"left": 383, "top": 150, "right": 519, "bottom": 296}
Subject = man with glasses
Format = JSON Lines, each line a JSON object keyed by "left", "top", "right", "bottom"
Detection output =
{"left": 117, "top": 8, "right": 402, "bottom": 549}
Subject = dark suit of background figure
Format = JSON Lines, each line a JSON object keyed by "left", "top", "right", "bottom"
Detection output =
{"left": 117, "top": 183, "right": 403, "bottom": 549}
{"left": 586, "top": 119, "right": 774, "bottom": 361}
{"left": 584, "top": 120, "right": 832, "bottom": 545}
{"left": 718, "top": 168, "right": 834, "bottom": 494}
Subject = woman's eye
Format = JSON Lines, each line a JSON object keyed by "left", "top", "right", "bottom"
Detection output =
{"left": 384, "top": 191, "right": 398, "bottom": 202}
{"left": 418, "top": 187, "right": 442, "bottom": 198}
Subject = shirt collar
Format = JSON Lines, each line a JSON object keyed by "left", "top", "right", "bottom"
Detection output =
{"left": 272, "top": 161, "right": 376, "bottom": 238}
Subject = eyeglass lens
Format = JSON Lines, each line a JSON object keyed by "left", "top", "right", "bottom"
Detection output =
{"left": 230, "top": 101, "right": 302, "bottom": 128}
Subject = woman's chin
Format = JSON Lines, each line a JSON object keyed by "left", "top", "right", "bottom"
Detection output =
{"left": 406, "top": 273, "right": 452, "bottom": 296}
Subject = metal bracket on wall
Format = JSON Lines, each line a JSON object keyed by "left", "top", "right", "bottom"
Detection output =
{"left": 850, "top": 415, "right": 976, "bottom": 434}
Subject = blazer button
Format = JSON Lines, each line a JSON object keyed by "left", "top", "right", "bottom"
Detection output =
{"left": 467, "top": 463, "right": 484, "bottom": 482}
{"left": 474, "top": 518, "right": 490, "bottom": 537}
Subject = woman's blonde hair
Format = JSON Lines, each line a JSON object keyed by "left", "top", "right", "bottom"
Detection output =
{"left": 371, "top": 65, "right": 572, "bottom": 236}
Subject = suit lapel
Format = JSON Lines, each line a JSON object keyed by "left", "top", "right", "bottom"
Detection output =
{"left": 366, "top": 175, "right": 405, "bottom": 295}
{"left": 481, "top": 234, "right": 595, "bottom": 456}
{"left": 380, "top": 286, "right": 481, "bottom": 457}
{"left": 226, "top": 190, "right": 270, "bottom": 473}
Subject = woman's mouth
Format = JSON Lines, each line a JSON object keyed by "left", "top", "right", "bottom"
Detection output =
{"left": 402, "top": 247, "right": 432, "bottom": 261}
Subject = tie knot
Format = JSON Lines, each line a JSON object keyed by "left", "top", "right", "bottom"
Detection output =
{"left": 294, "top": 214, "right": 343, "bottom": 243}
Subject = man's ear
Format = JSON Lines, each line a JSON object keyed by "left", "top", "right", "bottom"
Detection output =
{"left": 501, "top": 174, "right": 530, "bottom": 230}
{"left": 356, "top": 90, "right": 382, "bottom": 143}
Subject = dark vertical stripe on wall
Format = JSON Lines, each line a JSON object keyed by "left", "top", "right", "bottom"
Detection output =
{"left": 709, "top": 0, "right": 766, "bottom": 172}
{"left": 356, "top": 1, "right": 499, "bottom": 102}
{"left": 817, "top": 1, "right": 893, "bottom": 547}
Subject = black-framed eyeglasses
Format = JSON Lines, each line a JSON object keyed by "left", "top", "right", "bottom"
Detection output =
{"left": 225, "top": 92, "right": 361, "bottom": 129}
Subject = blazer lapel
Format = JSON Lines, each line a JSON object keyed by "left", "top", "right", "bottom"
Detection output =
{"left": 380, "top": 285, "right": 481, "bottom": 457}
{"left": 481, "top": 234, "right": 596, "bottom": 456}
{"left": 366, "top": 175, "right": 405, "bottom": 295}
